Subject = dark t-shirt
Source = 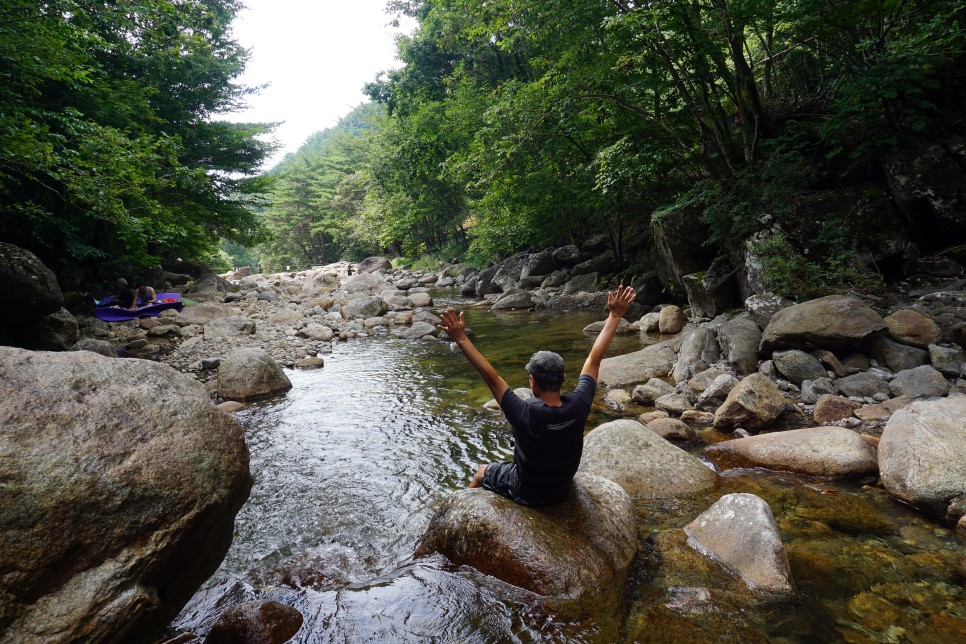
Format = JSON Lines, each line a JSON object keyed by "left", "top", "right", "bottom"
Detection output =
{"left": 116, "top": 287, "right": 136, "bottom": 308}
{"left": 498, "top": 374, "right": 596, "bottom": 505}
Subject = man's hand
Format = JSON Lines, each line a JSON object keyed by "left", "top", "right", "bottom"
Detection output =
{"left": 438, "top": 308, "right": 467, "bottom": 342}
{"left": 608, "top": 284, "right": 636, "bottom": 318}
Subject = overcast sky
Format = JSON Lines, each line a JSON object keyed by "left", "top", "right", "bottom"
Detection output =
{"left": 226, "top": 0, "right": 412, "bottom": 169}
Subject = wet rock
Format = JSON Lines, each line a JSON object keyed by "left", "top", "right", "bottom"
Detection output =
{"left": 205, "top": 600, "right": 303, "bottom": 644}
{"left": 680, "top": 410, "right": 714, "bottom": 425}
{"left": 672, "top": 326, "right": 720, "bottom": 383}
{"left": 414, "top": 474, "right": 637, "bottom": 602}
{"left": 888, "top": 365, "right": 951, "bottom": 398}
{"left": 684, "top": 493, "right": 793, "bottom": 595}
{"left": 712, "top": 373, "right": 787, "bottom": 432}
{"left": 696, "top": 374, "right": 739, "bottom": 411}
{"left": 631, "top": 378, "right": 675, "bottom": 404}
{"left": 716, "top": 317, "right": 761, "bottom": 376}
{"left": 705, "top": 427, "right": 877, "bottom": 477}
{"left": 928, "top": 343, "right": 966, "bottom": 376}
{"left": 639, "top": 410, "right": 669, "bottom": 423}
{"left": 217, "top": 348, "right": 293, "bottom": 401}
{"left": 655, "top": 393, "right": 694, "bottom": 415}
{"left": 492, "top": 290, "right": 536, "bottom": 310}
{"left": 294, "top": 356, "right": 325, "bottom": 369}
{"left": 659, "top": 305, "right": 687, "bottom": 335}
{"left": 866, "top": 334, "right": 929, "bottom": 373}
{"left": 217, "top": 401, "right": 246, "bottom": 413}
{"left": 645, "top": 417, "right": 696, "bottom": 441}
{"left": 0, "top": 242, "right": 63, "bottom": 326}
{"left": 579, "top": 419, "right": 719, "bottom": 498}
{"left": 598, "top": 339, "right": 678, "bottom": 387}
{"left": 799, "top": 377, "right": 836, "bottom": 405}
{"left": 357, "top": 256, "right": 393, "bottom": 273}
{"left": 16, "top": 307, "right": 79, "bottom": 350}
{"left": 837, "top": 372, "right": 891, "bottom": 398}
{"left": 879, "top": 396, "right": 966, "bottom": 519}
{"left": 398, "top": 321, "right": 439, "bottom": 339}
{"left": 884, "top": 309, "right": 942, "bottom": 347}
{"left": 760, "top": 295, "right": 886, "bottom": 353}
{"left": 583, "top": 318, "right": 634, "bottom": 336}
{"left": 744, "top": 293, "right": 793, "bottom": 329}
{"left": 0, "top": 347, "right": 251, "bottom": 641}
{"left": 70, "top": 337, "right": 118, "bottom": 358}
{"left": 772, "top": 349, "right": 827, "bottom": 385}
{"left": 813, "top": 394, "right": 860, "bottom": 424}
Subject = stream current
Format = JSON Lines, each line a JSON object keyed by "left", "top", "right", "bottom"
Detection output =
{"left": 171, "top": 295, "right": 966, "bottom": 642}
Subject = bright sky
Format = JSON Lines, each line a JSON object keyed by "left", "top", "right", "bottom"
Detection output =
{"left": 226, "top": 0, "right": 412, "bottom": 169}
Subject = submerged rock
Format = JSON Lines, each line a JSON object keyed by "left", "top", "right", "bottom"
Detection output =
{"left": 414, "top": 473, "right": 637, "bottom": 602}
{"left": 0, "top": 347, "right": 252, "bottom": 641}
{"left": 578, "top": 419, "right": 718, "bottom": 498}
{"left": 205, "top": 600, "right": 304, "bottom": 644}
{"left": 704, "top": 427, "right": 878, "bottom": 478}
{"left": 684, "top": 493, "right": 794, "bottom": 596}
{"left": 879, "top": 396, "right": 966, "bottom": 519}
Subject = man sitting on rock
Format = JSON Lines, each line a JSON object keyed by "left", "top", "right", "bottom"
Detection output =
{"left": 438, "top": 284, "right": 636, "bottom": 506}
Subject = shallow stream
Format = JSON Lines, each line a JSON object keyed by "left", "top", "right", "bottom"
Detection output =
{"left": 172, "top": 296, "right": 966, "bottom": 642}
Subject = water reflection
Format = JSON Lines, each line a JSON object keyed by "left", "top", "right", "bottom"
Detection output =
{"left": 172, "top": 304, "right": 966, "bottom": 642}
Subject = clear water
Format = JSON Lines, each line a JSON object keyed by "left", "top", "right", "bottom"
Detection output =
{"left": 171, "top": 301, "right": 966, "bottom": 642}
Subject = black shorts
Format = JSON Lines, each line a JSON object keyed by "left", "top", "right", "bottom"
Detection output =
{"left": 481, "top": 462, "right": 520, "bottom": 502}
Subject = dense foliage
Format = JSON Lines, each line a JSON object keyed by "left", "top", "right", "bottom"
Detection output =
{"left": 0, "top": 0, "right": 274, "bottom": 276}
{"left": 263, "top": 0, "right": 965, "bottom": 298}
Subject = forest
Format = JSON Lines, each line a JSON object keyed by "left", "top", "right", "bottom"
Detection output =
{"left": 2, "top": 0, "right": 965, "bottom": 299}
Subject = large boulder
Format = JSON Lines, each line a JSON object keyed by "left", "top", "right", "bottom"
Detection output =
{"left": 341, "top": 272, "right": 390, "bottom": 294}
{"left": 836, "top": 371, "right": 891, "bottom": 398}
{"left": 866, "top": 334, "right": 929, "bottom": 373}
{"left": 888, "top": 365, "right": 951, "bottom": 399}
{"left": 682, "top": 256, "right": 740, "bottom": 318}
{"left": 884, "top": 309, "right": 942, "bottom": 348}
{"left": 414, "top": 473, "right": 637, "bottom": 602}
{"left": 552, "top": 244, "right": 584, "bottom": 266}
{"left": 658, "top": 305, "right": 687, "bottom": 334}
{"left": 562, "top": 272, "right": 598, "bottom": 295}
{"left": 578, "top": 419, "right": 719, "bottom": 498}
{"left": 520, "top": 251, "right": 555, "bottom": 279}
{"left": 341, "top": 295, "right": 388, "bottom": 320}
{"left": 474, "top": 265, "right": 499, "bottom": 297}
{"left": 744, "top": 293, "right": 793, "bottom": 329}
{"left": 771, "top": 349, "right": 827, "bottom": 385}
{"left": 491, "top": 254, "right": 527, "bottom": 292}
{"left": 684, "top": 493, "right": 794, "bottom": 595}
{"left": 356, "top": 256, "right": 393, "bottom": 273}
{"left": 598, "top": 339, "right": 679, "bottom": 387}
{"left": 184, "top": 273, "right": 231, "bottom": 295}
{"left": 713, "top": 373, "right": 787, "bottom": 431}
{"left": 492, "top": 290, "right": 536, "bottom": 311}
{"left": 672, "top": 326, "right": 721, "bottom": 384}
{"left": 717, "top": 317, "right": 762, "bottom": 376}
{"left": 16, "top": 307, "right": 79, "bottom": 351}
{"left": 0, "top": 347, "right": 251, "bottom": 641}
{"left": 879, "top": 396, "right": 966, "bottom": 519}
{"left": 704, "top": 427, "right": 878, "bottom": 478}
{"left": 652, "top": 206, "right": 716, "bottom": 295}
{"left": 217, "top": 348, "right": 293, "bottom": 401}
{"left": 0, "top": 242, "right": 63, "bottom": 326}
{"left": 759, "top": 295, "right": 886, "bottom": 353}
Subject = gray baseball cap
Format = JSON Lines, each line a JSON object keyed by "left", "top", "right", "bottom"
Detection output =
{"left": 526, "top": 351, "right": 565, "bottom": 382}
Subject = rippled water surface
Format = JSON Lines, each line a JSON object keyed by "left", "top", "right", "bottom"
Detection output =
{"left": 172, "top": 301, "right": 966, "bottom": 642}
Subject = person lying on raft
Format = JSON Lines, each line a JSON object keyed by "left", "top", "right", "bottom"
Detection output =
{"left": 437, "top": 284, "right": 636, "bottom": 507}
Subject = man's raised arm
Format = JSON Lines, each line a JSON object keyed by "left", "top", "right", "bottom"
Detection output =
{"left": 580, "top": 285, "right": 636, "bottom": 382}
{"left": 438, "top": 308, "right": 510, "bottom": 403}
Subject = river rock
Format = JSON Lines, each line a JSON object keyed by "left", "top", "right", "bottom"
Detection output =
{"left": 716, "top": 317, "right": 761, "bottom": 376}
{"left": 655, "top": 393, "right": 694, "bottom": 415}
{"left": 205, "top": 316, "right": 256, "bottom": 340}
{"left": 800, "top": 377, "right": 836, "bottom": 405}
{"left": 684, "top": 493, "right": 794, "bottom": 595}
{"left": 646, "top": 417, "right": 696, "bottom": 441}
{"left": 638, "top": 311, "right": 661, "bottom": 333}
{"left": 672, "top": 326, "right": 720, "bottom": 384}
{"left": 759, "top": 295, "right": 886, "bottom": 353}
{"left": 562, "top": 272, "right": 598, "bottom": 295}
{"left": 866, "top": 334, "right": 929, "bottom": 373}
{"left": 70, "top": 338, "right": 119, "bottom": 358}
{"left": 659, "top": 305, "right": 687, "bottom": 334}
{"left": 652, "top": 205, "right": 715, "bottom": 295}
{"left": 342, "top": 295, "right": 388, "bottom": 320}
{"left": 0, "top": 242, "right": 64, "bottom": 326}
{"left": 890, "top": 364, "right": 951, "bottom": 399}
{"left": 217, "top": 348, "right": 293, "bottom": 401}
{"left": 772, "top": 349, "right": 827, "bottom": 385}
{"left": 631, "top": 378, "right": 675, "bottom": 404}
{"left": 696, "top": 374, "right": 739, "bottom": 411}
{"left": 179, "top": 302, "right": 232, "bottom": 326}
{"left": 299, "top": 323, "right": 334, "bottom": 342}
{"left": 879, "top": 396, "right": 966, "bottom": 519}
{"left": 884, "top": 309, "right": 942, "bottom": 347}
{"left": 414, "top": 473, "right": 637, "bottom": 602}
{"left": 16, "top": 307, "right": 79, "bottom": 350}
{"left": 682, "top": 256, "right": 740, "bottom": 318}
{"left": 521, "top": 251, "right": 555, "bottom": 279}
{"left": 399, "top": 321, "right": 439, "bottom": 339}
{"left": 491, "top": 254, "right": 527, "bottom": 292}
{"left": 552, "top": 244, "right": 584, "bottom": 266}
{"left": 493, "top": 290, "right": 536, "bottom": 310}
{"left": 712, "top": 373, "right": 787, "bottom": 431}
{"left": 706, "top": 426, "right": 877, "bottom": 477}
{"left": 0, "top": 347, "right": 251, "bottom": 641}
{"left": 928, "top": 343, "right": 966, "bottom": 376}
{"left": 357, "top": 256, "right": 393, "bottom": 273}
{"left": 342, "top": 272, "right": 389, "bottom": 294}
{"left": 583, "top": 318, "right": 634, "bottom": 336}
{"left": 578, "top": 419, "right": 719, "bottom": 498}
{"left": 205, "top": 600, "right": 304, "bottom": 644}
{"left": 604, "top": 388, "right": 631, "bottom": 410}
{"left": 836, "top": 372, "right": 891, "bottom": 398}
{"left": 598, "top": 339, "right": 678, "bottom": 387}
{"left": 687, "top": 367, "right": 726, "bottom": 393}
{"left": 744, "top": 293, "right": 793, "bottom": 329}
